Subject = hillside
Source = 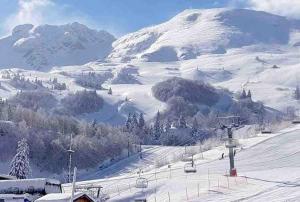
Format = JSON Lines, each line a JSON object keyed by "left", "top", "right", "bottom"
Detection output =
{"left": 64, "top": 125, "right": 300, "bottom": 201}
{"left": 108, "top": 8, "right": 300, "bottom": 63}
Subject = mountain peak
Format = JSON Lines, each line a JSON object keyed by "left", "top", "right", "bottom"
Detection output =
{"left": 108, "top": 8, "right": 296, "bottom": 63}
{"left": 0, "top": 23, "right": 115, "bottom": 70}
{"left": 12, "top": 24, "right": 34, "bottom": 39}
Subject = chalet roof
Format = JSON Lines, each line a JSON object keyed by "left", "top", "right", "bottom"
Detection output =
{"left": 0, "top": 174, "right": 16, "bottom": 180}
{"left": 0, "top": 178, "right": 61, "bottom": 194}
{"left": 36, "top": 192, "right": 95, "bottom": 202}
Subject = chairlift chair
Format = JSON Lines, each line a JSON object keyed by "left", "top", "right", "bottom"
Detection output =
{"left": 224, "top": 138, "right": 239, "bottom": 148}
{"left": 261, "top": 126, "right": 272, "bottom": 134}
{"left": 134, "top": 198, "right": 147, "bottom": 202}
{"left": 184, "top": 162, "right": 197, "bottom": 173}
{"left": 292, "top": 117, "right": 300, "bottom": 124}
{"left": 135, "top": 177, "right": 148, "bottom": 188}
{"left": 181, "top": 153, "right": 193, "bottom": 162}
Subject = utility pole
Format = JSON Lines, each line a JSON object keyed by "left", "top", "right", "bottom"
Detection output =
{"left": 139, "top": 142, "right": 142, "bottom": 159}
{"left": 225, "top": 127, "right": 237, "bottom": 176}
{"left": 127, "top": 136, "right": 130, "bottom": 157}
{"left": 67, "top": 133, "right": 75, "bottom": 183}
{"left": 218, "top": 116, "right": 240, "bottom": 177}
{"left": 70, "top": 167, "right": 77, "bottom": 202}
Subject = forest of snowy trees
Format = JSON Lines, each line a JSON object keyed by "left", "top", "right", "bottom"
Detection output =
{"left": 145, "top": 77, "right": 281, "bottom": 145}
{"left": 0, "top": 76, "right": 283, "bottom": 177}
{"left": 0, "top": 98, "right": 136, "bottom": 174}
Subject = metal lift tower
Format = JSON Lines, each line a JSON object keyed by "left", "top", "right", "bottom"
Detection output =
{"left": 218, "top": 116, "right": 240, "bottom": 177}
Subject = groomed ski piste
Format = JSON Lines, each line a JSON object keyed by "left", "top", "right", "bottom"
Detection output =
{"left": 63, "top": 124, "right": 300, "bottom": 201}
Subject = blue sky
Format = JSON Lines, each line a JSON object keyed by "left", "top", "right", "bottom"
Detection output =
{"left": 0, "top": 0, "right": 299, "bottom": 37}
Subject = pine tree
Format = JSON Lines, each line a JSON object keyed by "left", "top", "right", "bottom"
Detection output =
{"left": 177, "top": 115, "right": 187, "bottom": 128}
{"left": 247, "top": 90, "right": 252, "bottom": 99}
{"left": 138, "top": 113, "right": 145, "bottom": 129}
{"left": 91, "top": 119, "right": 97, "bottom": 128}
{"left": 125, "top": 113, "right": 132, "bottom": 131}
{"left": 240, "top": 89, "right": 247, "bottom": 99}
{"left": 7, "top": 105, "right": 13, "bottom": 121}
{"left": 191, "top": 118, "right": 198, "bottom": 136}
{"left": 9, "top": 138, "right": 31, "bottom": 179}
{"left": 153, "top": 111, "right": 161, "bottom": 140}
{"left": 131, "top": 113, "right": 138, "bottom": 128}
{"left": 108, "top": 87, "right": 112, "bottom": 95}
{"left": 165, "top": 118, "right": 172, "bottom": 132}
{"left": 295, "top": 85, "right": 300, "bottom": 100}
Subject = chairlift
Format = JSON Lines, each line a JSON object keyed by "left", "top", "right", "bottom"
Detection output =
{"left": 135, "top": 177, "right": 148, "bottom": 189}
{"left": 224, "top": 138, "right": 239, "bottom": 148}
{"left": 0, "top": 128, "right": 5, "bottom": 136}
{"left": 184, "top": 162, "right": 197, "bottom": 173}
{"left": 261, "top": 126, "right": 272, "bottom": 134}
{"left": 134, "top": 198, "right": 147, "bottom": 202}
{"left": 181, "top": 153, "right": 193, "bottom": 162}
{"left": 292, "top": 117, "right": 300, "bottom": 124}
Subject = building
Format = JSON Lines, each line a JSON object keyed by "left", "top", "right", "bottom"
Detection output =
{"left": 35, "top": 192, "right": 95, "bottom": 202}
{"left": 0, "top": 178, "right": 62, "bottom": 201}
{"left": 0, "top": 175, "right": 15, "bottom": 181}
{"left": 0, "top": 194, "right": 31, "bottom": 202}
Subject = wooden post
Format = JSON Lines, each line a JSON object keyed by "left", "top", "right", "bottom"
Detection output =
{"left": 197, "top": 183, "right": 200, "bottom": 197}
{"left": 186, "top": 187, "right": 188, "bottom": 200}
{"left": 168, "top": 192, "right": 171, "bottom": 202}
{"left": 155, "top": 168, "right": 157, "bottom": 183}
{"left": 227, "top": 174, "right": 230, "bottom": 188}
{"left": 199, "top": 144, "right": 204, "bottom": 159}
{"left": 208, "top": 169, "right": 210, "bottom": 191}
{"left": 154, "top": 186, "right": 157, "bottom": 202}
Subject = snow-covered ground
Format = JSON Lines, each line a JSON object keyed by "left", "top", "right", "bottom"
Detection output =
{"left": 63, "top": 124, "right": 300, "bottom": 201}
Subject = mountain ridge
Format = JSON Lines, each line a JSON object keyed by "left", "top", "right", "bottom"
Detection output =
{"left": 0, "top": 22, "right": 115, "bottom": 70}
{"left": 108, "top": 8, "right": 300, "bottom": 63}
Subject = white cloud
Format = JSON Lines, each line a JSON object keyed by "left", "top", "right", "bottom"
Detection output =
{"left": 3, "top": 0, "right": 94, "bottom": 34}
{"left": 229, "top": 0, "right": 300, "bottom": 18}
{"left": 250, "top": 0, "right": 300, "bottom": 18}
{"left": 4, "top": 0, "right": 54, "bottom": 32}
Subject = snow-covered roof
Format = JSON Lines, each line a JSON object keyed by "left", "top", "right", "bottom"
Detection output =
{"left": 0, "top": 174, "right": 16, "bottom": 180}
{"left": 36, "top": 192, "right": 95, "bottom": 202}
{"left": 0, "top": 178, "right": 61, "bottom": 194}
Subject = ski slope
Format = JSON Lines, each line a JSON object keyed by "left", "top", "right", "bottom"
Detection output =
{"left": 63, "top": 125, "right": 300, "bottom": 201}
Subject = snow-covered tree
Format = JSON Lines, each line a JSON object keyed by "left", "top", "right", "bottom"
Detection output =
{"left": 108, "top": 87, "right": 112, "bottom": 95}
{"left": 138, "top": 113, "right": 145, "bottom": 129}
{"left": 165, "top": 118, "right": 172, "bottom": 132}
{"left": 191, "top": 118, "right": 198, "bottom": 136}
{"left": 125, "top": 113, "right": 132, "bottom": 131}
{"left": 295, "top": 85, "right": 300, "bottom": 100}
{"left": 131, "top": 113, "right": 138, "bottom": 128}
{"left": 153, "top": 111, "right": 162, "bottom": 140}
{"left": 247, "top": 90, "right": 252, "bottom": 99}
{"left": 240, "top": 89, "right": 247, "bottom": 99}
{"left": 177, "top": 115, "right": 187, "bottom": 128}
{"left": 9, "top": 138, "right": 31, "bottom": 179}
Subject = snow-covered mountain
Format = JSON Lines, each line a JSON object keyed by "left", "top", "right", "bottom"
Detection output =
{"left": 0, "top": 22, "right": 115, "bottom": 70}
{"left": 108, "top": 8, "right": 300, "bottom": 62}
{"left": 0, "top": 8, "right": 299, "bottom": 121}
